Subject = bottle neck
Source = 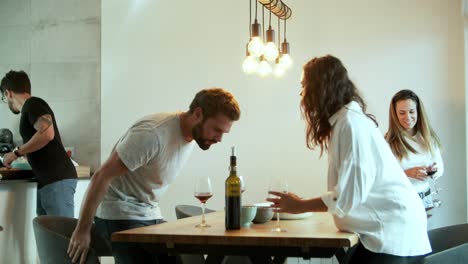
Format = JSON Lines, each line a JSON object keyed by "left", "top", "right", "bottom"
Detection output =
{"left": 229, "top": 165, "right": 237, "bottom": 175}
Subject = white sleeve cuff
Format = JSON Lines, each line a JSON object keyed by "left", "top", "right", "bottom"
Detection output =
{"left": 321, "top": 191, "right": 345, "bottom": 218}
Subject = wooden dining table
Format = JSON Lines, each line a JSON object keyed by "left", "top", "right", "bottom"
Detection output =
{"left": 112, "top": 211, "right": 359, "bottom": 264}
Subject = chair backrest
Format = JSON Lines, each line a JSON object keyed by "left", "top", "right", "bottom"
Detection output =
{"left": 421, "top": 223, "right": 468, "bottom": 264}
{"left": 427, "top": 223, "right": 468, "bottom": 253}
{"left": 33, "top": 216, "right": 112, "bottom": 264}
{"left": 422, "top": 243, "right": 468, "bottom": 264}
{"left": 175, "top": 204, "right": 215, "bottom": 219}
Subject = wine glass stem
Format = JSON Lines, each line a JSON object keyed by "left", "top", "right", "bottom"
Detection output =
{"left": 201, "top": 203, "right": 206, "bottom": 226}
{"left": 431, "top": 176, "right": 439, "bottom": 195}
{"left": 276, "top": 212, "right": 280, "bottom": 230}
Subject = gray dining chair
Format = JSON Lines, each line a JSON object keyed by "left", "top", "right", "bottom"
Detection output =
{"left": 33, "top": 215, "right": 112, "bottom": 264}
{"left": 422, "top": 223, "right": 468, "bottom": 264}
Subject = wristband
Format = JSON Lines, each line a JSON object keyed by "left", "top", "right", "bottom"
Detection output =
{"left": 14, "top": 149, "right": 23, "bottom": 157}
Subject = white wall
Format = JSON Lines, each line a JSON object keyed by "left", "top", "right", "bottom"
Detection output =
{"left": 102, "top": 1, "right": 467, "bottom": 262}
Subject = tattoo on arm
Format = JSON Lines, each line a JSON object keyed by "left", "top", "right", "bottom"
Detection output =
{"left": 34, "top": 114, "right": 53, "bottom": 133}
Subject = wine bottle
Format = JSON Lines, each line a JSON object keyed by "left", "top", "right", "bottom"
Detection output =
{"left": 225, "top": 146, "right": 241, "bottom": 230}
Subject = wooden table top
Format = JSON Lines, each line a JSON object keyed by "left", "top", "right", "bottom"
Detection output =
{"left": 112, "top": 211, "right": 359, "bottom": 249}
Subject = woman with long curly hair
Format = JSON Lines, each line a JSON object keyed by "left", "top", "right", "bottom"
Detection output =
{"left": 386, "top": 89, "right": 444, "bottom": 213}
{"left": 268, "top": 55, "right": 431, "bottom": 263}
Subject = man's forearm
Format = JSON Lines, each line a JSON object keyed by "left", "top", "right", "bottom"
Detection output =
{"left": 76, "top": 170, "right": 113, "bottom": 232}
{"left": 75, "top": 150, "right": 128, "bottom": 232}
{"left": 17, "top": 131, "right": 52, "bottom": 155}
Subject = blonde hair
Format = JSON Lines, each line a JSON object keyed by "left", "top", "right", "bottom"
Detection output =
{"left": 385, "top": 89, "right": 441, "bottom": 160}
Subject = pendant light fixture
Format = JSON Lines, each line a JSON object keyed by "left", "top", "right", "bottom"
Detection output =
{"left": 263, "top": 7, "right": 279, "bottom": 61}
{"left": 279, "top": 17, "right": 292, "bottom": 69}
{"left": 243, "top": 0, "right": 292, "bottom": 77}
{"left": 247, "top": 0, "right": 263, "bottom": 58}
{"left": 273, "top": 17, "right": 285, "bottom": 77}
{"left": 257, "top": 6, "right": 271, "bottom": 77}
{"left": 258, "top": 55, "right": 272, "bottom": 76}
{"left": 242, "top": 0, "right": 259, "bottom": 74}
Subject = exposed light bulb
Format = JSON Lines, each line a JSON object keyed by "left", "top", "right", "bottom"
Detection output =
{"left": 242, "top": 56, "right": 259, "bottom": 74}
{"left": 257, "top": 57, "right": 272, "bottom": 77}
{"left": 263, "top": 43, "right": 279, "bottom": 61}
{"left": 247, "top": 37, "right": 264, "bottom": 58}
{"left": 279, "top": 54, "right": 292, "bottom": 69}
{"left": 273, "top": 63, "right": 285, "bottom": 77}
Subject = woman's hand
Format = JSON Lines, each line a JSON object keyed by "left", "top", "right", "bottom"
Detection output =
{"left": 267, "top": 191, "right": 305, "bottom": 214}
{"left": 404, "top": 166, "right": 428, "bottom": 181}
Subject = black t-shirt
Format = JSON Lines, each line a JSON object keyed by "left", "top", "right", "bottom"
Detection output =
{"left": 20, "top": 97, "right": 77, "bottom": 188}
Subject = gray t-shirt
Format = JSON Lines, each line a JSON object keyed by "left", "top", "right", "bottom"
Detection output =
{"left": 96, "top": 113, "right": 194, "bottom": 220}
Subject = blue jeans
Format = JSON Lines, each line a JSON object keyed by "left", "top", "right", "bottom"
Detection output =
{"left": 94, "top": 217, "right": 181, "bottom": 264}
{"left": 36, "top": 179, "right": 77, "bottom": 217}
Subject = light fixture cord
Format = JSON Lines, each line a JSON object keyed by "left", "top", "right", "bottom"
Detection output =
{"left": 269, "top": 2, "right": 272, "bottom": 27}
{"left": 284, "top": 17, "right": 287, "bottom": 41}
{"left": 278, "top": 17, "right": 281, "bottom": 48}
{"left": 249, "top": 0, "right": 252, "bottom": 38}
{"left": 255, "top": 0, "right": 258, "bottom": 20}
{"left": 262, "top": 5, "right": 265, "bottom": 42}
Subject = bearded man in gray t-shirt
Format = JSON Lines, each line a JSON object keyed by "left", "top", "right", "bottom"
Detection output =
{"left": 68, "top": 88, "right": 240, "bottom": 264}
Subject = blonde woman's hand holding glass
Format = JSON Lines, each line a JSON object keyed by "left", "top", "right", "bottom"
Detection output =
{"left": 404, "top": 166, "right": 428, "bottom": 181}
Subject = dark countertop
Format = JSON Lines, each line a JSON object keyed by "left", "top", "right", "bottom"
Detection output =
{"left": 0, "top": 168, "right": 90, "bottom": 184}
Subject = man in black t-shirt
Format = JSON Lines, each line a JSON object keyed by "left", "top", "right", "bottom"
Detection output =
{"left": 1, "top": 70, "right": 77, "bottom": 217}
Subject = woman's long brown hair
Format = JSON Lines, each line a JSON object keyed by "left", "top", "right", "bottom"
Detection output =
{"left": 301, "top": 55, "right": 377, "bottom": 155}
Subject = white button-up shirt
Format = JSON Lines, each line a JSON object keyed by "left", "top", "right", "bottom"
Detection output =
{"left": 399, "top": 132, "right": 444, "bottom": 193}
{"left": 321, "top": 101, "right": 431, "bottom": 256}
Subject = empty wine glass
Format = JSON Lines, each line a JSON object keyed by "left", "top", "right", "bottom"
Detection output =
{"left": 239, "top": 175, "right": 246, "bottom": 194}
{"left": 194, "top": 175, "right": 213, "bottom": 228}
{"left": 268, "top": 175, "right": 288, "bottom": 232}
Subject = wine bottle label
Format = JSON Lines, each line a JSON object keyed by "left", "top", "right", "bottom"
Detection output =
{"left": 226, "top": 185, "right": 241, "bottom": 196}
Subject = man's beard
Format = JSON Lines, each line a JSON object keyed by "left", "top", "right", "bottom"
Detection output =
{"left": 192, "top": 122, "right": 215, "bottom": 150}
{"left": 8, "top": 101, "right": 19, "bottom": 115}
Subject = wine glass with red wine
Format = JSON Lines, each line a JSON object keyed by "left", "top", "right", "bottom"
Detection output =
{"left": 194, "top": 175, "right": 213, "bottom": 228}
{"left": 426, "top": 163, "right": 442, "bottom": 195}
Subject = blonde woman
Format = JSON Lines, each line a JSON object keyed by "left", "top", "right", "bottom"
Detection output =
{"left": 385, "top": 89, "right": 444, "bottom": 211}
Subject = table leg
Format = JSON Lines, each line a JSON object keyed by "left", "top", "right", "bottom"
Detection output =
{"left": 335, "top": 244, "right": 358, "bottom": 264}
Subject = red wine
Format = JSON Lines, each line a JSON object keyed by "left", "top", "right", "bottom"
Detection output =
{"left": 226, "top": 195, "right": 241, "bottom": 229}
{"left": 427, "top": 170, "right": 437, "bottom": 176}
{"left": 195, "top": 192, "right": 213, "bottom": 203}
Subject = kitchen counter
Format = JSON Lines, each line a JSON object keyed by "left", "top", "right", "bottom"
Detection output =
{"left": 0, "top": 168, "right": 91, "bottom": 184}
{"left": 0, "top": 171, "right": 92, "bottom": 263}
{"left": 0, "top": 168, "right": 35, "bottom": 182}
